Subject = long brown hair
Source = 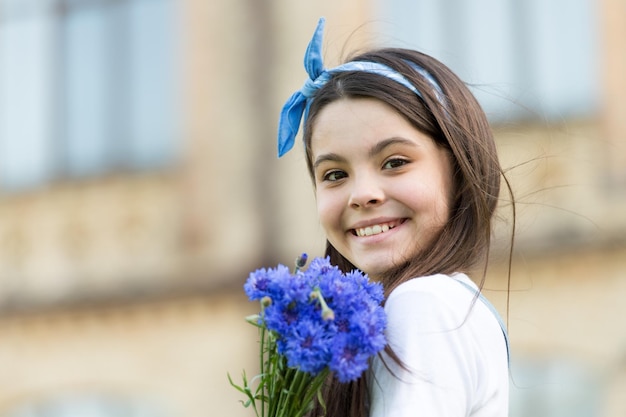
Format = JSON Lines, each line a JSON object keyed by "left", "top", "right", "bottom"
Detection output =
{"left": 302, "top": 48, "right": 513, "bottom": 416}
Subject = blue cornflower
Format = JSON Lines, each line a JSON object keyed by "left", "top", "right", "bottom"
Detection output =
{"left": 244, "top": 265, "right": 292, "bottom": 301}
{"left": 280, "top": 317, "right": 333, "bottom": 374}
{"left": 329, "top": 333, "right": 374, "bottom": 383}
{"left": 243, "top": 256, "right": 387, "bottom": 383}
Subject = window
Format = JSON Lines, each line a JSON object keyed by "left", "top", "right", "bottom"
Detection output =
{"left": 1, "top": 392, "right": 167, "bottom": 417}
{"left": 374, "top": 0, "right": 600, "bottom": 122}
{"left": 0, "top": 0, "right": 180, "bottom": 191}
{"left": 509, "top": 357, "right": 602, "bottom": 417}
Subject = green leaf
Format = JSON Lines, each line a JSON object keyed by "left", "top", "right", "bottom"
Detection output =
{"left": 317, "top": 387, "right": 327, "bottom": 416}
{"left": 227, "top": 372, "right": 247, "bottom": 394}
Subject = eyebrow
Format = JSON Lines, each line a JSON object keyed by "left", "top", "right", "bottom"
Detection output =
{"left": 313, "top": 137, "right": 417, "bottom": 170}
{"left": 313, "top": 153, "right": 347, "bottom": 170}
{"left": 368, "top": 137, "right": 417, "bottom": 158}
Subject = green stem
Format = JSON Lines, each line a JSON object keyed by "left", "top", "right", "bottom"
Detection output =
{"left": 259, "top": 325, "right": 266, "bottom": 417}
{"left": 291, "top": 370, "right": 307, "bottom": 416}
{"left": 299, "top": 369, "right": 329, "bottom": 416}
{"left": 274, "top": 366, "right": 293, "bottom": 417}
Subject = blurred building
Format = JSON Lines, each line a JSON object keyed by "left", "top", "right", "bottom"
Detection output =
{"left": 0, "top": 0, "right": 623, "bottom": 416}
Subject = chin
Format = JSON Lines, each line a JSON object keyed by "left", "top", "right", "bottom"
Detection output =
{"left": 354, "top": 262, "right": 394, "bottom": 280}
{"left": 355, "top": 252, "right": 416, "bottom": 279}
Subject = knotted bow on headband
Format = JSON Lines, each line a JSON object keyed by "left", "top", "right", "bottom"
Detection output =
{"left": 277, "top": 17, "right": 444, "bottom": 157}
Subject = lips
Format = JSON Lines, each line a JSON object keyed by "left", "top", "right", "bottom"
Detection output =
{"left": 351, "top": 219, "right": 405, "bottom": 237}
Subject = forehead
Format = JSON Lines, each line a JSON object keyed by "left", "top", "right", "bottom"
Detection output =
{"left": 312, "top": 97, "right": 398, "bottom": 129}
{"left": 309, "top": 97, "right": 431, "bottom": 157}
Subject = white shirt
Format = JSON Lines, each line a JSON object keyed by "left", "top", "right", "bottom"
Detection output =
{"left": 369, "top": 273, "right": 509, "bottom": 417}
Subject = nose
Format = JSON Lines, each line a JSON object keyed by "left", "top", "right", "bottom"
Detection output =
{"left": 348, "top": 175, "right": 385, "bottom": 209}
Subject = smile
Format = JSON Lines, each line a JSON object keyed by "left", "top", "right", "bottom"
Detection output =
{"left": 352, "top": 220, "right": 403, "bottom": 237}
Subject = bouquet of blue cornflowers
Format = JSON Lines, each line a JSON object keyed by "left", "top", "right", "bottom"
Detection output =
{"left": 229, "top": 254, "right": 387, "bottom": 417}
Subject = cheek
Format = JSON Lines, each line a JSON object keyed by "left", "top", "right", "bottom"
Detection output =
{"left": 315, "top": 189, "right": 343, "bottom": 232}
{"left": 423, "top": 181, "right": 452, "bottom": 225}
{"left": 421, "top": 152, "right": 455, "bottom": 224}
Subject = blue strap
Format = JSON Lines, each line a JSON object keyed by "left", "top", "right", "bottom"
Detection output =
{"left": 452, "top": 277, "right": 511, "bottom": 365}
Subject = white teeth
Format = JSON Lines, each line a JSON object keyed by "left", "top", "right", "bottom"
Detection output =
{"left": 355, "top": 222, "right": 395, "bottom": 237}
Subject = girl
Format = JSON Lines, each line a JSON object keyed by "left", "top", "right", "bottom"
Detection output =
{"left": 278, "top": 18, "right": 512, "bottom": 417}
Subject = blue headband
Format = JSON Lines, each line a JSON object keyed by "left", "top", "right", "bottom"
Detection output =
{"left": 277, "top": 17, "right": 444, "bottom": 157}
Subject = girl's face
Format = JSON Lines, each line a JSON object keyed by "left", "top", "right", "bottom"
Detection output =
{"left": 310, "top": 98, "right": 454, "bottom": 280}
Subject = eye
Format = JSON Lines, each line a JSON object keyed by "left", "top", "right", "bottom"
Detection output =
{"left": 323, "top": 170, "right": 348, "bottom": 182}
{"left": 383, "top": 158, "right": 409, "bottom": 169}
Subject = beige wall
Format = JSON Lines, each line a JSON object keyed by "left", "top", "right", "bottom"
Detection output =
{"left": 0, "top": 294, "right": 258, "bottom": 417}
